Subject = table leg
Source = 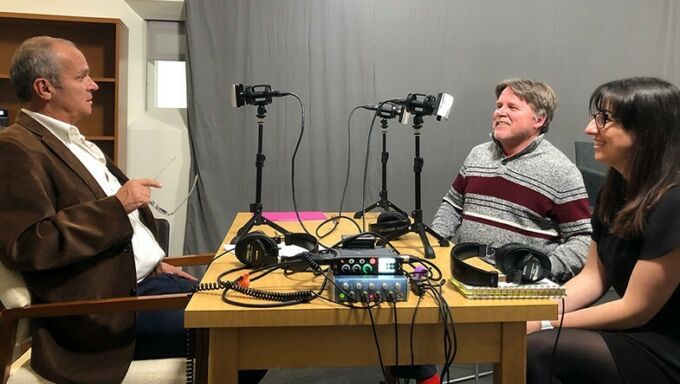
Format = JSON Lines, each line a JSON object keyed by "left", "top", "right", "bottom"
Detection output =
{"left": 208, "top": 328, "right": 238, "bottom": 384}
{"left": 493, "top": 322, "right": 526, "bottom": 384}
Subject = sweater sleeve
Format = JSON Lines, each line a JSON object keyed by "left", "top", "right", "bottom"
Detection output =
{"left": 546, "top": 166, "right": 593, "bottom": 283}
{"left": 432, "top": 166, "right": 468, "bottom": 238}
{"left": 547, "top": 233, "right": 591, "bottom": 283}
{"left": 432, "top": 198, "right": 461, "bottom": 239}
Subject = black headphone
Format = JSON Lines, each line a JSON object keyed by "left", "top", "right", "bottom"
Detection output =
{"left": 234, "top": 231, "right": 319, "bottom": 268}
{"left": 368, "top": 211, "right": 410, "bottom": 238}
{"left": 450, "top": 242, "right": 552, "bottom": 286}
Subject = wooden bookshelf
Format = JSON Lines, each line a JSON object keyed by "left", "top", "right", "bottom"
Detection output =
{"left": 0, "top": 12, "right": 128, "bottom": 169}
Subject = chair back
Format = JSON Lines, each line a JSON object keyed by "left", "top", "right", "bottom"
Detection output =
{"left": 574, "top": 141, "right": 608, "bottom": 209}
{"left": 0, "top": 260, "right": 32, "bottom": 382}
{"left": 155, "top": 218, "right": 170, "bottom": 255}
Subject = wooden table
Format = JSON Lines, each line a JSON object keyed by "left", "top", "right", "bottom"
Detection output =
{"left": 185, "top": 213, "right": 557, "bottom": 383}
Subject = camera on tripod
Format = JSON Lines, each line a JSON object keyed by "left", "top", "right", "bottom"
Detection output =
{"left": 231, "top": 84, "right": 290, "bottom": 107}
{"left": 399, "top": 92, "right": 454, "bottom": 123}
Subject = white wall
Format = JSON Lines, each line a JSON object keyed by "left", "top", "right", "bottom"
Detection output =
{"left": 3, "top": 0, "right": 191, "bottom": 256}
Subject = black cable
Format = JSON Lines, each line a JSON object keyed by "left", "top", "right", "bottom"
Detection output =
{"left": 315, "top": 214, "right": 362, "bottom": 239}
{"left": 548, "top": 296, "right": 566, "bottom": 384}
{"left": 423, "top": 282, "right": 456, "bottom": 381}
{"left": 391, "top": 295, "right": 399, "bottom": 381}
{"left": 184, "top": 328, "right": 195, "bottom": 384}
{"left": 316, "top": 106, "right": 364, "bottom": 239}
{"left": 195, "top": 259, "right": 326, "bottom": 308}
{"left": 286, "top": 92, "right": 314, "bottom": 236}
{"left": 402, "top": 255, "right": 444, "bottom": 282}
{"left": 365, "top": 294, "right": 388, "bottom": 382}
{"left": 409, "top": 295, "right": 424, "bottom": 369}
{"left": 203, "top": 247, "right": 235, "bottom": 272}
{"left": 329, "top": 231, "right": 400, "bottom": 254}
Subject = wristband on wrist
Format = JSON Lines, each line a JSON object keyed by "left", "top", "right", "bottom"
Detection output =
{"left": 540, "top": 320, "right": 554, "bottom": 331}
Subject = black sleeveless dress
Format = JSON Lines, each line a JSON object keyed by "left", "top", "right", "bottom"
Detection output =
{"left": 592, "top": 186, "right": 680, "bottom": 383}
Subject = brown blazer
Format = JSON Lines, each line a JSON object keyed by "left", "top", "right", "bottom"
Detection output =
{"left": 0, "top": 113, "right": 158, "bottom": 383}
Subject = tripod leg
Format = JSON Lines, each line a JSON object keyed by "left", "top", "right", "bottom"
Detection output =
{"left": 414, "top": 222, "right": 436, "bottom": 259}
{"left": 233, "top": 214, "right": 258, "bottom": 242}
{"left": 354, "top": 200, "right": 382, "bottom": 218}
{"left": 232, "top": 213, "right": 293, "bottom": 243}
{"left": 422, "top": 223, "right": 450, "bottom": 247}
{"left": 386, "top": 202, "right": 409, "bottom": 218}
{"left": 260, "top": 216, "right": 291, "bottom": 235}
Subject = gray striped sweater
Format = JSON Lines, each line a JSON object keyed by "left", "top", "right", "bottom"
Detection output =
{"left": 432, "top": 135, "right": 592, "bottom": 282}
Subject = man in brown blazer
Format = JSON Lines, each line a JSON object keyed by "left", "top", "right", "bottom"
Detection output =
{"left": 0, "top": 36, "right": 198, "bottom": 383}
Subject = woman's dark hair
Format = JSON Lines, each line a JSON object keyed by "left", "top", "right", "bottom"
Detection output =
{"left": 590, "top": 77, "right": 680, "bottom": 238}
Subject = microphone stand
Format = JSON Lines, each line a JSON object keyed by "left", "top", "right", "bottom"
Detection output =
{"left": 232, "top": 104, "right": 290, "bottom": 243}
{"left": 380, "top": 114, "right": 449, "bottom": 259}
{"left": 354, "top": 117, "right": 408, "bottom": 219}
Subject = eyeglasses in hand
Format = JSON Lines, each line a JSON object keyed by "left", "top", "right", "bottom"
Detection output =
{"left": 149, "top": 156, "right": 199, "bottom": 216}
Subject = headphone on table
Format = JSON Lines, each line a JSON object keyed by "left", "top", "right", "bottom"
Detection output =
{"left": 234, "top": 231, "right": 319, "bottom": 268}
{"left": 368, "top": 211, "right": 410, "bottom": 238}
{"left": 450, "top": 242, "right": 552, "bottom": 286}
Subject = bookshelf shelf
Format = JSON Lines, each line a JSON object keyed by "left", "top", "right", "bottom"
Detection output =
{"left": 0, "top": 12, "right": 128, "bottom": 169}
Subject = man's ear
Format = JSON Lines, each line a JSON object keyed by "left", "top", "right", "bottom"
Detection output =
{"left": 533, "top": 113, "right": 547, "bottom": 130}
{"left": 33, "top": 78, "right": 53, "bottom": 101}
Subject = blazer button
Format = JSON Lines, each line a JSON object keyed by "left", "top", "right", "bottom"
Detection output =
{"left": 129, "top": 287, "right": 137, "bottom": 296}
{"left": 122, "top": 245, "right": 131, "bottom": 253}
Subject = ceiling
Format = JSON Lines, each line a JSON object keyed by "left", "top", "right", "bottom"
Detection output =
{"left": 124, "top": 0, "right": 185, "bottom": 21}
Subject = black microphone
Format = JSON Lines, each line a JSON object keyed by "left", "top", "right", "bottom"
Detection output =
{"left": 231, "top": 84, "right": 291, "bottom": 107}
{"left": 391, "top": 92, "right": 454, "bottom": 121}
{"left": 361, "top": 102, "right": 404, "bottom": 119}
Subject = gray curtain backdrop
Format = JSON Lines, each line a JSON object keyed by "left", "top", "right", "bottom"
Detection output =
{"left": 183, "top": 0, "right": 680, "bottom": 266}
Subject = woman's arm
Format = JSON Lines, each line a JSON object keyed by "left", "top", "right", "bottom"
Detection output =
{"left": 528, "top": 241, "right": 608, "bottom": 333}
{"left": 547, "top": 246, "right": 680, "bottom": 330}
{"left": 560, "top": 241, "right": 610, "bottom": 313}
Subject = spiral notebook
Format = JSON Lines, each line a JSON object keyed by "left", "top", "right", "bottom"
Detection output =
{"left": 449, "top": 277, "right": 565, "bottom": 299}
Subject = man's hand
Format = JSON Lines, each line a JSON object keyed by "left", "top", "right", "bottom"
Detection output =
{"left": 156, "top": 261, "right": 198, "bottom": 281}
{"left": 115, "top": 178, "right": 162, "bottom": 213}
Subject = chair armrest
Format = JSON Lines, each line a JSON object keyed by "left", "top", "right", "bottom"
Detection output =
{"left": 2, "top": 293, "right": 191, "bottom": 321}
{"left": 1, "top": 292, "right": 192, "bottom": 383}
{"left": 164, "top": 254, "right": 214, "bottom": 267}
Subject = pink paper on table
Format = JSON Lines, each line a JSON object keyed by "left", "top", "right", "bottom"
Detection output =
{"left": 262, "top": 211, "right": 327, "bottom": 221}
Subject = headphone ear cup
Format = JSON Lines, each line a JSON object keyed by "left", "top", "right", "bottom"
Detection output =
{"left": 284, "top": 232, "right": 319, "bottom": 253}
{"left": 369, "top": 211, "right": 410, "bottom": 238}
{"left": 378, "top": 211, "right": 407, "bottom": 223}
{"left": 234, "top": 231, "right": 279, "bottom": 268}
{"left": 495, "top": 243, "right": 552, "bottom": 284}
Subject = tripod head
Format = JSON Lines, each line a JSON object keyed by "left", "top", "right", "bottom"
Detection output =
{"left": 396, "top": 92, "right": 454, "bottom": 123}
{"left": 231, "top": 84, "right": 290, "bottom": 107}
{"left": 361, "top": 102, "right": 405, "bottom": 120}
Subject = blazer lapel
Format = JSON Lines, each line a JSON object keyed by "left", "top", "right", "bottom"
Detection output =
{"left": 17, "top": 112, "right": 107, "bottom": 199}
{"left": 18, "top": 112, "right": 158, "bottom": 236}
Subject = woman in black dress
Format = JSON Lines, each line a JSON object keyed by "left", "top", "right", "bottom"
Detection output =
{"left": 526, "top": 77, "right": 680, "bottom": 384}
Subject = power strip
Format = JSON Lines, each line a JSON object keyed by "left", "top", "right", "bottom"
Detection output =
{"left": 331, "top": 274, "right": 409, "bottom": 303}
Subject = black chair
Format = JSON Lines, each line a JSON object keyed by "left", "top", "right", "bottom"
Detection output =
{"left": 155, "top": 218, "right": 171, "bottom": 255}
{"left": 574, "top": 141, "right": 608, "bottom": 209}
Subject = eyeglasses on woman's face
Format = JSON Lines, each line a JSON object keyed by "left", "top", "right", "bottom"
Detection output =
{"left": 590, "top": 110, "right": 615, "bottom": 132}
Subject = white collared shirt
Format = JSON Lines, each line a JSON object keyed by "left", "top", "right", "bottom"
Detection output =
{"left": 23, "top": 109, "right": 165, "bottom": 282}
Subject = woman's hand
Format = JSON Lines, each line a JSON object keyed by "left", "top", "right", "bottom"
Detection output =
{"left": 527, "top": 320, "right": 542, "bottom": 334}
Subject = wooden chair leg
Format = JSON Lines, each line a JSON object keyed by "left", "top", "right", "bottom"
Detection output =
{"left": 0, "top": 313, "right": 19, "bottom": 384}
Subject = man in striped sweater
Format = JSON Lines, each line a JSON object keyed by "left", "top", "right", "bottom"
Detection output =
{"left": 432, "top": 79, "right": 591, "bottom": 283}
